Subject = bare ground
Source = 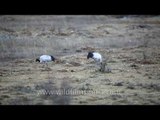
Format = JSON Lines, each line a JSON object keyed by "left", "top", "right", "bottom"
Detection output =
{"left": 0, "top": 15, "right": 160, "bottom": 105}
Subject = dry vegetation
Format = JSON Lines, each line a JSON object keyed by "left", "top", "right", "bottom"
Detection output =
{"left": 0, "top": 15, "right": 160, "bottom": 105}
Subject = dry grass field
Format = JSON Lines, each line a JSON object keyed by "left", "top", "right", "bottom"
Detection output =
{"left": 0, "top": 15, "right": 160, "bottom": 105}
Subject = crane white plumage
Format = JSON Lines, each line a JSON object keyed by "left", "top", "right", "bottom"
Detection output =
{"left": 87, "top": 52, "right": 102, "bottom": 64}
{"left": 36, "top": 55, "right": 55, "bottom": 63}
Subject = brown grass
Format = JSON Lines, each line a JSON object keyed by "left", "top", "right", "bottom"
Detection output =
{"left": 0, "top": 15, "right": 160, "bottom": 105}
